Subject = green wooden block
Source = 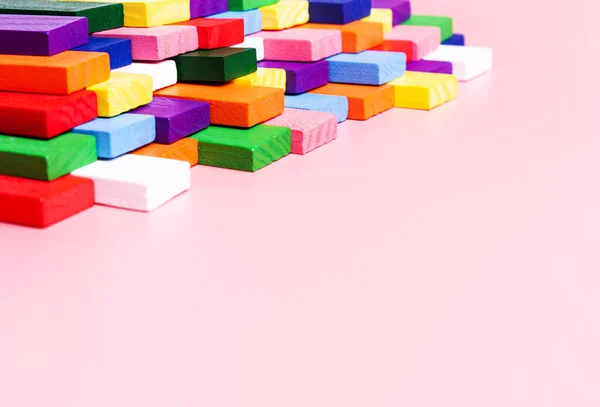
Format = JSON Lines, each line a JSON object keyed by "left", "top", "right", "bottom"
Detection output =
{"left": 0, "top": 0, "right": 124, "bottom": 33}
{"left": 189, "top": 125, "right": 291, "bottom": 172}
{"left": 0, "top": 133, "right": 97, "bottom": 181}
{"left": 173, "top": 48, "right": 257, "bottom": 83}
{"left": 402, "top": 15, "right": 453, "bottom": 42}
{"left": 228, "top": 0, "right": 278, "bottom": 11}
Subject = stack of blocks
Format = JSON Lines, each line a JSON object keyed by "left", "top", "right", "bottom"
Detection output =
{"left": 0, "top": 0, "right": 493, "bottom": 228}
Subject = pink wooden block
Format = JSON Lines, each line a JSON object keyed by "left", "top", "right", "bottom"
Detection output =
{"left": 266, "top": 107, "right": 337, "bottom": 154}
{"left": 93, "top": 26, "right": 198, "bottom": 61}
{"left": 384, "top": 25, "right": 440, "bottom": 60}
{"left": 251, "top": 28, "right": 342, "bottom": 62}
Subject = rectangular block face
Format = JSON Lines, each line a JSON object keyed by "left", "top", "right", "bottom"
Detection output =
{"left": 114, "top": 61, "right": 177, "bottom": 91}
{"left": 258, "top": 60, "right": 329, "bottom": 94}
{"left": 261, "top": 1, "right": 309, "bottom": 31}
{"left": 190, "top": 0, "right": 228, "bottom": 18}
{"left": 284, "top": 93, "right": 348, "bottom": 123}
{"left": 173, "top": 18, "right": 244, "bottom": 49}
{"left": 132, "top": 137, "right": 199, "bottom": 167}
{"left": 233, "top": 68, "right": 287, "bottom": 91}
{"left": 361, "top": 8, "right": 393, "bottom": 33}
{"left": 388, "top": 71, "right": 458, "bottom": 110}
{"left": 131, "top": 97, "right": 210, "bottom": 144}
{"left": 228, "top": 0, "right": 278, "bottom": 12}
{"left": 402, "top": 15, "right": 453, "bottom": 42}
{"left": 0, "top": 51, "right": 110, "bottom": 95}
{"left": 206, "top": 10, "right": 262, "bottom": 35}
{"left": 252, "top": 28, "right": 342, "bottom": 62}
{"left": 310, "top": 83, "right": 394, "bottom": 120}
{"left": 442, "top": 33, "right": 465, "bottom": 46}
{"left": 371, "top": 0, "right": 411, "bottom": 25}
{"left": 0, "top": 174, "right": 94, "bottom": 228}
{"left": 232, "top": 37, "right": 265, "bottom": 61}
{"left": 173, "top": 48, "right": 257, "bottom": 82}
{"left": 265, "top": 108, "right": 337, "bottom": 154}
{"left": 0, "top": 133, "right": 97, "bottom": 181}
{"left": 327, "top": 50, "right": 405, "bottom": 85}
{"left": 372, "top": 25, "right": 440, "bottom": 61}
{"left": 308, "top": 0, "right": 371, "bottom": 24}
{"left": 406, "top": 60, "right": 452, "bottom": 75}
{"left": 71, "top": 154, "right": 191, "bottom": 212}
{"left": 73, "top": 36, "right": 133, "bottom": 69}
{"left": 301, "top": 21, "right": 384, "bottom": 53}
{"left": 424, "top": 45, "right": 493, "bottom": 81}
{"left": 87, "top": 72, "right": 153, "bottom": 117}
{"left": 0, "top": 14, "right": 89, "bottom": 56}
{"left": 190, "top": 125, "right": 291, "bottom": 172}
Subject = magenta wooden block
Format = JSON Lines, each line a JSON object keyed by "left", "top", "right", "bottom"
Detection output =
{"left": 258, "top": 60, "right": 329, "bottom": 95}
{"left": 372, "top": 0, "right": 411, "bottom": 25}
{"left": 190, "top": 0, "right": 228, "bottom": 18}
{"left": 131, "top": 97, "right": 210, "bottom": 144}
{"left": 406, "top": 60, "right": 452, "bottom": 74}
{"left": 0, "top": 14, "right": 88, "bottom": 56}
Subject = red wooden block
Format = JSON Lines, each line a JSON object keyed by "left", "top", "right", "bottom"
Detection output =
{"left": 0, "top": 175, "right": 95, "bottom": 228}
{"left": 0, "top": 90, "right": 98, "bottom": 139}
{"left": 370, "top": 40, "right": 414, "bottom": 61}
{"left": 172, "top": 18, "right": 244, "bottom": 49}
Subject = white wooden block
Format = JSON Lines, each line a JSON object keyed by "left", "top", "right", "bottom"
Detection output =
{"left": 72, "top": 154, "right": 191, "bottom": 212}
{"left": 114, "top": 60, "right": 177, "bottom": 91}
{"left": 232, "top": 36, "right": 265, "bottom": 61}
{"left": 424, "top": 45, "right": 492, "bottom": 82}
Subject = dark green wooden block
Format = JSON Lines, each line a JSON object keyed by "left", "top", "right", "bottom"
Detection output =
{"left": 0, "top": 0, "right": 124, "bottom": 33}
{"left": 0, "top": 133, "right": 97, "bottom": 181}
{"left": 189, "top": 125, "right": 291, "bottom": 172}
{"left": 173, "top": 48, "right": 258, "bottom": 83}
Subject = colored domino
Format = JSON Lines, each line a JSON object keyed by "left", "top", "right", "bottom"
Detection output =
{"left": 361, "top": 8, "right": 393, "bottom": 33}
{"left": 0, "top": 90, "right": 98, "bottom": 139}
{"left": 310, "top": 83, "right": 394, "bottom": 120}
{"left": 388, "top": 71, "right": 458, "bottom": 110}
{"left": 402, "top": 15, "right": 453, "bottom": 42}
{"left": 327, "top": 51, "right": 406, "bottom": 85}
{"left": 87, "top": 72, "right": 153, "bottom": 117}
{"left": 301, "top": 21, "right": 384, "bottom": 53}
{"left": 258, "top": 60, "right": 329, "bottom": 94}
{"left": 71, "top": 114, "right": 156, "bottom": 159}
{"left": 229, "top": 0, "right": 278, "bottom": 12}
{"left": 114, "top": 61, "right": 177, "bottom": 91}
{"left": 424, "top": 45, "right": 493, "bottom": 81}
{"left": 442, "top": 34, "right": 465, "bottom": 46}
{"left": 406, "top": 60, "right": 452, "bottom": 74}
{"left": 0, "top": 14, "right": 88, "bottom": 56}
{"left": 307, "top": 0, "right": 371, "bottom": 24}
{"left": 261, "top": 1, "right": 309, "bottom": 30}
{"left": 266, "top": 107, "right": 337, "bottom": 154}
{"left": 190, "top": 125, "right": 291, "bottom": 172}
{"left": 207, "top": 10, "right": 262, "bottom": 35}
{"left": 0, "top": 133, "right": 97, "bottom": 181}
{"left": 0, "top": 51, "right": 110, "bottom": 95}
{"left": 173, "top": 18, "right": 244, "bottom": 49}
{"left": 131, "top": 97, "right": 210, "bottom": 144}
{"left": 172, "top": 48, "right": 257, "bottom": 82}
{"left": 0, "top": 174, "right": 94, "bottom": 228}
{"left": 73, "top": 37, "right": 132, "bottom": 69}
{"left": 233, "top": 36, "right": 265, "bottom": 61}
{"left": 371, "top": 0, "right": 411, "bottom": 25}
{"left": 233, "top": 68, "right": 287, "bottom": 91}
{"left": 371, "top": 25, "right": 440, "bottom": 61}
{"left": 284, "top": 93, "right": 348, "bottom": 123}
{"left": 190, "top": 0, "right": 228, "bottom": 18}
{"left": 155, "top": 83, "right": 284, "bottom": 127}
{"left": 252, "top": 28, "right": 342, "bottom": 61}
{"left": 71, "top": 154, "right": 191, "bottom": 212}
{"left": 132, "top": 137, "right": 199, "bottom": 167}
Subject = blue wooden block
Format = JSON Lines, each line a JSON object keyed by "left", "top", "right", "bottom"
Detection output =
{"left": 308, "top": 0, "right": 372, "bottom": 25}
{"left": 442, "top": 33, "right": 465, "bottom": 46}
{"left": 206, "top": 10, "right": 262, "bottom": 35}
{"left": 73, "top": 36, "right": 132, "bottom": 69}
{"left": 285, "top": 93, "right": 348, "bottom": 123}
{"left": 71, "top": 114, "right": 155, "bottom": 159}
{"left": 327, "top": 50, "right": 405, "bottom": 85}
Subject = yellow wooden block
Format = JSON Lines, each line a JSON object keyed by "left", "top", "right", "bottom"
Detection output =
{"left": 233, "top": 68, "right": 287, "bottom": 91}
{"left": 260, "top": 0, "right": 309, "bottom": 31}
{"left": 361, "top": 8, "right": 393, "bottom": 33}
{"left": 87, "top": 72, "right": 153, "bottom": 117}
{"left": 388, "top": 71, "right": 458, "bottom": 110}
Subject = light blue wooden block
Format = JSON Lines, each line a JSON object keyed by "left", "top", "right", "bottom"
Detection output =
{"left": 284, "top": 94, "right": 348, "bottom": 123}
{"left": 72, "top": 114, "right": 155, "bottom": 159}
{"left": 206, "top": 10, "right": 262, "bottom": 35}
{"left": 327, "top": 51, "right": 406, "bottom": 85}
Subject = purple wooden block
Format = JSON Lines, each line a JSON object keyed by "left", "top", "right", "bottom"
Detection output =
{"left": 406, "top": 60, "right": 453, "bottom": 75}
{"left": 190, "top": 0, "right": 228, "bottom": 18}
{"left": 131, "top": 97, "right": 210, "bottom": 145}
{"left": 0, "top": 14, "right": 88, "bottom": 56}
{"left": 258, "top": 60, "right": 329, "bottom": 95}
{"left": 372, "top": 0, "right": 411, "bottom": 26}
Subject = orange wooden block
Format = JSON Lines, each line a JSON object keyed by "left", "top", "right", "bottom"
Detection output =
{"left": 132, "top": 137, "right": 199, "bottom": 167}
{"left": 155, "top": 83, "right": 284, "bottom": 128}
{"left": 300, "top": 21, "right": 383, "bottom": 53}
{"left": 310, "top": 83, "right": 394, "bottom": 120}
{"left": 0, "top": 51, "right": 110, "bottom": 95}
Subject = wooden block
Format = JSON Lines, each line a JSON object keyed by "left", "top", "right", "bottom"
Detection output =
{"left": 233, "top": 36, "right": 265, "bottom": 61}
{"left": 87, "top": 72, "right": 153, "bottom": 117}
{"left": 189, "top": 125, "right": 291, "bottom": 172}
{"left": 93, "top": 25, "right": 198, "bottom": 61}
{"left": 252, "top": 28, "right": 342, "bottom": 62}
{"left": 424, "top": 45, "right": 493, "bottom": 81}
{"left": 71, "top": 154, "right": 191, "bottom": 212}
{"left": 233, "top": 68, "right": 287, "bottom": 91}
{"left": 0, "top": 133, "right": 97, "bottom": 181}
{"left": 301, "top": 21, "right": 384, "bottom": 53}
{"left": 388, "top": 71, "right": 458, "bottom": 110}
{"left": 371, "top": 0, "right": 410, "bottom": 25}
{"left": 73, "top": 36, "right": 132, "bottom": 69}
{"left": 310, "top": 83, "right": 394, "bottom": 120}
{"left": 132, "top": 137, "right": 199, "bottom": 167}
{"left": 258, "top": 60, "right": 328, "bottom": 94}
{"left": 206, "top": 10, "right": 262, "bottom": 35}
{"left": 370, "top": 25, "right": 440, "bottom": 61}
{"left": 307, "top": 0, "right": 371, "bottom": 24}
{"left": 442, "top": 34, "right": 465, "bottom": 46}
{"left": 361, "top": 8, "right": 393, "bottom": 33}
{"left": 114, "top": 61, "right": 177, "bottom": 91}
{"left": 131, "top": 97, "right": 210, "bottom": 144}
{"left": 0, "top": 51, "right": 110, "bottom": 95}
{"left": 406, "top": 60, "right": 452, "bottom": 74}
{"left": 0, "top": 174, "right": 94, "bottom": 228}
{"left": 172, "top": 18, "right": 244, "bottom": 49}
{"left": 265, "top": 107, "right": 337, "bottom": 155}
{"left": 71, "top": 114, "right": 155, "bottom": 159}
{"left": 172, "top": 48, "right": 257, "bottom": 82}
{"left": 0, "top": 0, "right": 124, "bottom": 34}
{"left": 0, "top": 90, "right": 98, "bottom": 139}
{"left": 190, "top": 0, "right": 228, "bottom": 18}
{"left": 229, "top": 0, "right": 278, "bottom": 12}
{"left": 0, "top": 14, "right": 88, "bottom": 56}
{"left": 327, "top": 50, "right": 405, "bottom": 85}
{"left": 155, "top": 83, "right": 284, "bottom": 127}
{"left": 402, "top": 15, "right": 453, "bottom": 42}
{"left": 284, "top": 93, "right": 348, "bottom": 123}
{"left": 260, "top": 1, "right": 309, "bottom": 31}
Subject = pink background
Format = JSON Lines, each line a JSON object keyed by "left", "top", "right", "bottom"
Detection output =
{"left": 1, "top": 1, "right": 599, "bottom": 406}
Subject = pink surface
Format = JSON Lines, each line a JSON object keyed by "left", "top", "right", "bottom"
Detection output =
{"left": 1, "top": 1, "right": 599, "bottom": 406}
{"left": 385, "top": 25, "right": 440, "bottom": 59}
{"left": 252, "top": 28, "right": 342, "bottom": 61}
